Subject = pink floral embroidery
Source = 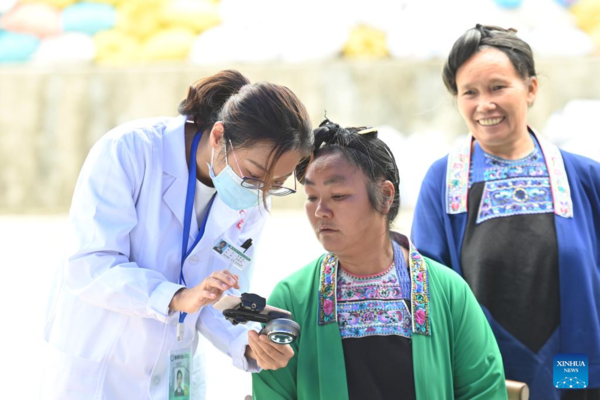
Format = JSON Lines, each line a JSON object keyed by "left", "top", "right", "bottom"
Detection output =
{"left": 337, "top": 300, "right": 413, "bottom": 339}
{"left": 323, "top": 299, "right": 333, "bottom": 316}
{"left": 415, "top": 309, "right": 426, "bottom": 326}
{"left": 446, "top": 137, "right": 471, "bottom": 214}
{"left": 319, "top": 244, "right": 431, "bottom": 336}
{"left": 410, "top": 242, "right": 431, "bottom": 336}
{"left": 319, "top": 254, "right": 338, "bottom": 325}
{"left": 535, "top": 131, "right": 573, "bottom": 219}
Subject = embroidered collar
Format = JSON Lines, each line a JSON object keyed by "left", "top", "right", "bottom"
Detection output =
{"left": 339, "top": 261, "right": 395, "bottom": 280}
{"left": 318, "top": 240, "right": 431, "bottom": 336}
{"left": 445, "top": 127, "right": 573, "bottom": 218}
{"left": 482, "top": 146, "right": 541, "bottom": 167}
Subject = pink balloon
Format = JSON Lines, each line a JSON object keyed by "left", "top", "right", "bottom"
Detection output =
{"left": 0, "top": 3, "right": 62, "bottom": 38}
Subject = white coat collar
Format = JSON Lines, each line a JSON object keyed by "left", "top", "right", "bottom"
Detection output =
{"left": 162, "top": 115, "right": 189, "bottom": 181}
{"left": 160, "top": 115, "right": 255, "bottom": 242}
{"left": 162, "top": 115, "right": 196, "bottom": 237}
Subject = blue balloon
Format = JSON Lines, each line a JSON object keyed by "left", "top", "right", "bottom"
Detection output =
{"left": 554, "top": 0, "right": 579, "bottom": 7}
{"left": 0, "top": 30, "right": 39, "bottom": 62}
{"left": 62, "top": 3, "right": 116, "bottom": 36}
{"left": 494, "top": 0, "right": 523, "bottom": 8}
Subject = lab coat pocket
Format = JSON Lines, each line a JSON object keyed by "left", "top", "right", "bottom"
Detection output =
{"left": 41, "top": 344, "right": 104, "bottom": 400}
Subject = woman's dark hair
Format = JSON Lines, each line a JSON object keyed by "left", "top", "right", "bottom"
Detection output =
{"left": 178, "top": 69, "right": 313, "bottom": 189}
{"left": 296, "top": 119, "right": 400, "bottom": 228}
{"left": 443, "top": 24, "right": 536, "bottom": 95}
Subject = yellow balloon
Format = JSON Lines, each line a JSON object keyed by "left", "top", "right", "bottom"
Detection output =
{"left": 343, "top": 25, "right": 389, "bottom": 59}
{"left": 86, "top": 0, "right": 122, "bottom": 5}
{"left": 570, "top": 0, "right": 600, "bottom": 34}
{"left": 94, "top": 29, "right": 141, "bottom": 64}
{"left": 18, "top": 0, "right": 77, "bottom": 9}
{"left": 589, "top": 25, "right": 600, "bottom": 53}
{"left": 138, "top": 27, "right": 196, "bottom": 61}
{"left": 116, "top": 0, "right": 166, "bottom": 40}
{"left": 159, "top": 0, "right": 221, "bottom": 34}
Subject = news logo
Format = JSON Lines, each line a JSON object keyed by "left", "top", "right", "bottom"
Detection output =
{"left": 554, "top": 353, "right": 588, "bottom": 389}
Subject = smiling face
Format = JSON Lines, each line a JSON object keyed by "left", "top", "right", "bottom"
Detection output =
{"left": 456, "top": 47, "right": 538, "bottom": 156}
{"left": 303, "top": 151, "right": 389, "bottom": 257}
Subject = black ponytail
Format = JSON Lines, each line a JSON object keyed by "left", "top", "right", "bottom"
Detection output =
{"left": 177, "top": 69, "right": 250, "bottom": 131}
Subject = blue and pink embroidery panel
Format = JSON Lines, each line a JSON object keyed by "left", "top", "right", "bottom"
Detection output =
{"left": 337, "top": 262, "right": 412, "bottom": 339}
{"left": 469, "top": 135, "right": 554, "bottom": 224}
{"left": 318, "top": 241, "right": 431, "bottom": 337}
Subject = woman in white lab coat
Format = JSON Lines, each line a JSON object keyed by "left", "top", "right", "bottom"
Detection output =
{"left": 42, "top": 70, "right": 313, "bottom": 399}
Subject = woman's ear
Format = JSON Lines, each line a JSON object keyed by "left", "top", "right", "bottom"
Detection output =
{"left": 209, "top": 122, "right": 225, "bottom": 151}
{"left": 381, "top": 180, "right": 395, "bottom": 214}
{"left": 527, "top": 76, "right": 538, "bottom": 107}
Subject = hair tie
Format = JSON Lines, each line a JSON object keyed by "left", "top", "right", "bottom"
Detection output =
{"left": 475, "top": 23, "right": 486, "bottom": 35}
{"left": 357, "top": 127, "right": 378, "bottom": 135}
{"left": 315, "top": 119, "right": 342, "bottom": 149}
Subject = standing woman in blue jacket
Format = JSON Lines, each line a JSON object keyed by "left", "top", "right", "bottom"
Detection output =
{"left": 43, "top": 70, "right": 313, "bottom": 399}
{"left": 411, "top": 25, "right": 600, "bottom": 400}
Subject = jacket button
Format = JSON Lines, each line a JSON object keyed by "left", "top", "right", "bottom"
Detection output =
{"left": 188, "top": 255, "right": 199, "bottom": 264}
{"left": 152, "top": 376, "right": 160, "bottom": 386}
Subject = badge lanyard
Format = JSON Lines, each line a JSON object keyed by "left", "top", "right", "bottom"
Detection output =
{"left": 178, "top": 131, "right": 216, "bottom": 340}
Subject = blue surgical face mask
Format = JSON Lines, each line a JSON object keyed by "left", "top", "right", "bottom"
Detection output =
{"left": 208, "top": 148, "right": 263, "bottom": 210}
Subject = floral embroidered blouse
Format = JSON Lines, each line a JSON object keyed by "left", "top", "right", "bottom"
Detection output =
{"left": 337, "top": 262, "right": 412, "bottom": 339}
{"left": 336, "top": 255, "right": 416, "bottom": 400}
{"left": 252, "top": 237, "right": 507, "bottom": 400}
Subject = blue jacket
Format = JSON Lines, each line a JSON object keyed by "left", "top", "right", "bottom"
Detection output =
{"left": 412, "top": 134, "right": 600, "bottom": 399}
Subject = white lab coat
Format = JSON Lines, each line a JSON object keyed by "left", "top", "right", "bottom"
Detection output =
{"left": 42, "top": 115, "right": 268, "bottom": 399}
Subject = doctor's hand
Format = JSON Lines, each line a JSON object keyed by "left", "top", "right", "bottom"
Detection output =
{"left": 246, "top": 330, "right": 294, "bottom": 370}
{"left": 169, "top": 270, "right": 240, "bottom": 314}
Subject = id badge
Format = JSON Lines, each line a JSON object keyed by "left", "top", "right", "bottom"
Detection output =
{"left": 212, "top": 238, "right": 252, "bottom": 271}
{"left": 169, "top": 347, "right": 191, "bottom": 399}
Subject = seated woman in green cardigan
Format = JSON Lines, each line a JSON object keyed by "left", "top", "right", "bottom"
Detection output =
{"left": 251, "top": 120, "right": 507, "bottom": 400}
